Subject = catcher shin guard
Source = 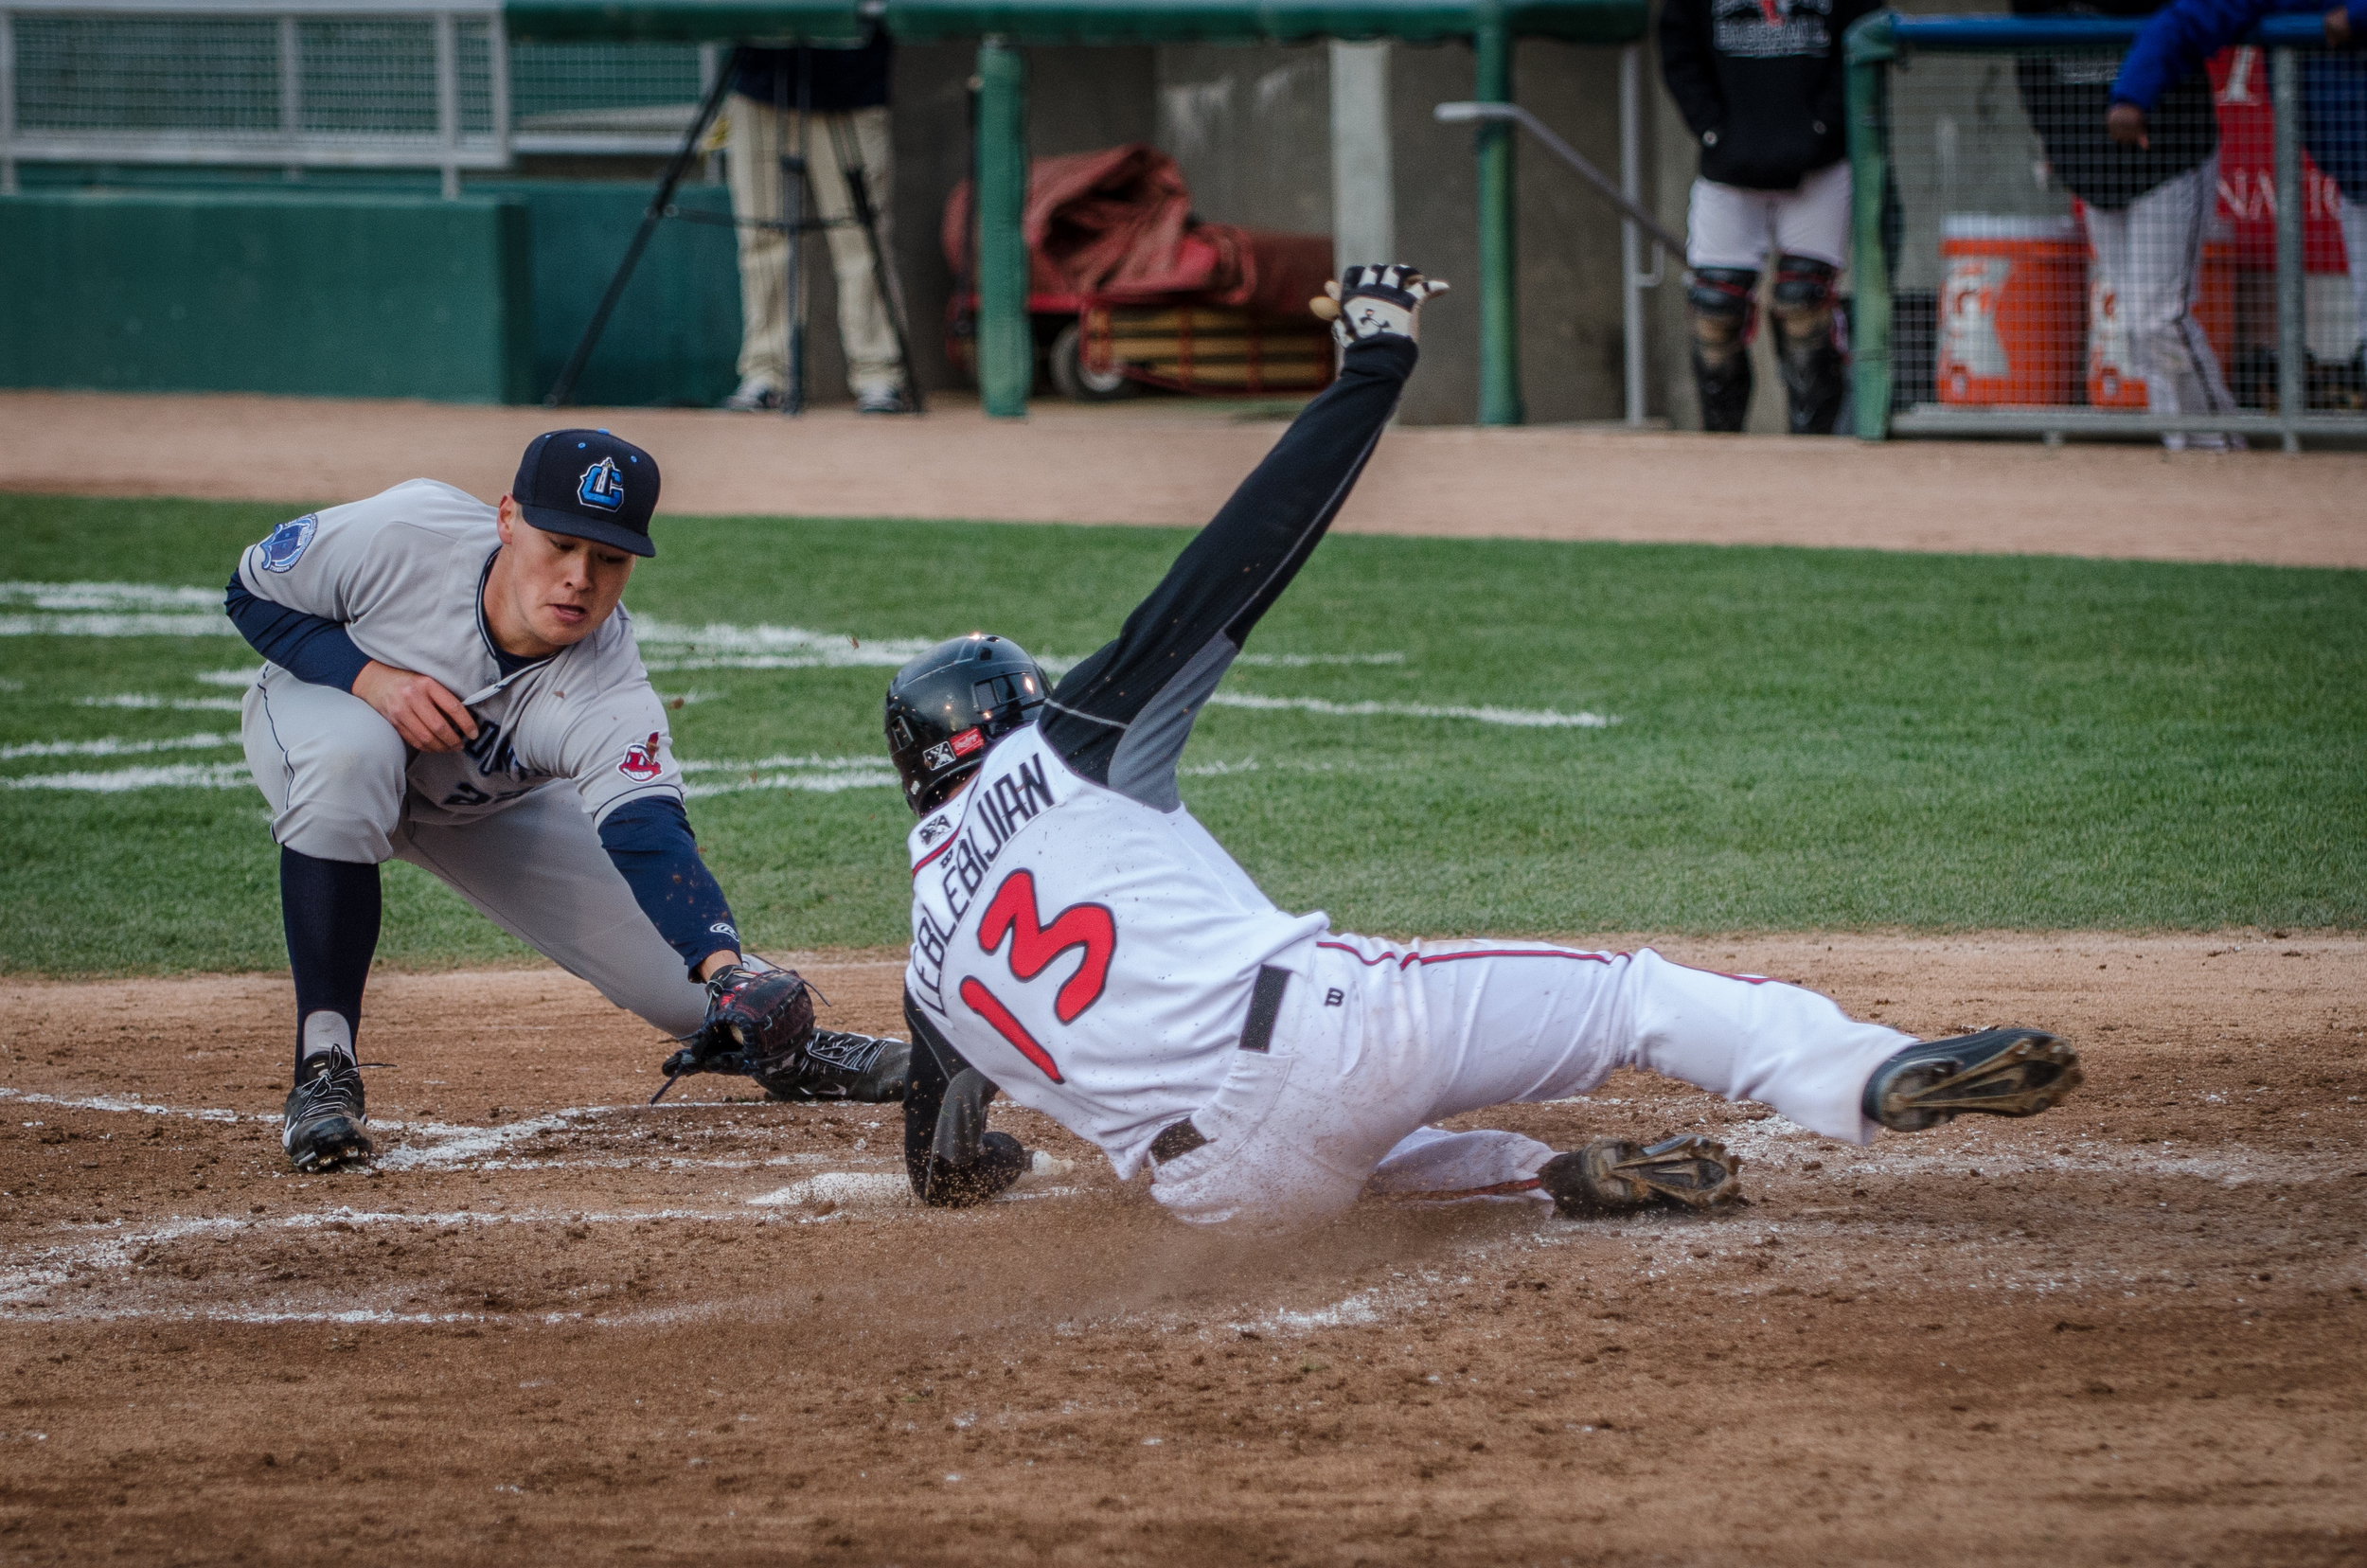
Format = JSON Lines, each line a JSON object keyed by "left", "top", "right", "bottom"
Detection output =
{"left": 1537, "top": 1135, "right": 1741, "bottom": 1218}
{"left": 1687, "top": 268, "right": 1758, "bottom": 433}
{"left": 1863, "top": 1028, "right": 2082, "bottom": 1132}
{"left": 1771, "top": 256, "right": 1847, "bottom": 436}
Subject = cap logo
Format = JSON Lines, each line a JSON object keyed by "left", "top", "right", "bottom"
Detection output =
{"left": 578, "top": 456, "right": 626, "bottom": 512}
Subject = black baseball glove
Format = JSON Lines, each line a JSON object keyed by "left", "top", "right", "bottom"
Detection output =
{"left": 652, "top": 964, "right": 909, "bottom": 1105}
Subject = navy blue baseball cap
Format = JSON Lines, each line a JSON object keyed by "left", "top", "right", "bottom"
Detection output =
{"left": 512, "top": 429, "right": 661, "bottom": 558}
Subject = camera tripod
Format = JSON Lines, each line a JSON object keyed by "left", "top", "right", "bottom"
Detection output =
{"left": 546, "top": 44, "right": 923, "bottom": 416}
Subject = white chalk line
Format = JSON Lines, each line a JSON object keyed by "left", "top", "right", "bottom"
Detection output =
{"left": 0, "top": 732, "right": 240, "bottom": 760}
{"left": 1206, "top": 692, "right": 1615, "bottom": 729}
{"left": 77, "top": 694, "right": 245, "bottom": 712}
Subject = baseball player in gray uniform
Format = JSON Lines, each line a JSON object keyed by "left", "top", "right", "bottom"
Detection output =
{"left": 878, "top": 268, "right": 2085, "bottom": 1224}
{"left": 226, "top": 429, "right": 904, "bottom": 1172}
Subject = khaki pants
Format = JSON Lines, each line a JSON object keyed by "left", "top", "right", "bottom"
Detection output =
{"left": 725, "top": 97, "right": 903, "bottom": 398}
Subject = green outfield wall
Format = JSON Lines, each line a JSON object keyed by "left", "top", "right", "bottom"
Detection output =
{"left": 0, "top": 190, "right": 538, "bottom": 402}
{"left": 0, "top": 183, "right": 741, "bottom": 406}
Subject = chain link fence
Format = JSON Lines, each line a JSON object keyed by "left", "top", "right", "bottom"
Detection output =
{"left": 1848, "top": 12, "right": 2367, "bottom": 448}
{"left": 0, "top": 1, "right": 719, "bottom": 192}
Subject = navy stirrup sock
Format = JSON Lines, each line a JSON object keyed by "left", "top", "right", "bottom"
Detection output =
{"left": 279, "top": 847, "right": 382, "bottom": 1078}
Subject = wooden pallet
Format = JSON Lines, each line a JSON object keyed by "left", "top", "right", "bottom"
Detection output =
{"left": 1083, "top": 303, "right": 1335, "bottom": 395}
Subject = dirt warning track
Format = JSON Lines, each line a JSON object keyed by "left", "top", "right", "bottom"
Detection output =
{"left": 1, "top": 933, "right": 2361, "bottom": 1564}
{"left": 4, "top": 389, "right": 2362, "bottom": 568}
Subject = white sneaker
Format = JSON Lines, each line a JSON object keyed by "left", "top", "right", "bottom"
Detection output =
{"left": 721, "top": 375, "right": 781, "bottom": 412}
{"left": 855, "top": 385, "right": 909, "bottom": 415}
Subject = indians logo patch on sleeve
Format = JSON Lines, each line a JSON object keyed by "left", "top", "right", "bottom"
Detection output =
{"left": 617, "top": 731, "right": 665, "bottom": 781}
{"left": 256, "top": 514, "right": 319, "bottom": 574}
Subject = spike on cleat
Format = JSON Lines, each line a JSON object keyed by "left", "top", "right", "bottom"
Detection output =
{"left": 1863, "top": 1027, "right": 2083, "bottom": 1132}
{"left": 1538, "top": 1134, "right": 1742, "bottom": 1218}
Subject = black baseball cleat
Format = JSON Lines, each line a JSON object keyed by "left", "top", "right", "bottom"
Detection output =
{"left": 756, "top": 1031, "right": 910, "bottom": 1104}
{"left": 1861, "top": 1027, "right": 2082, "bottom": 1132}
{"left": 1537, "top": 1135, "right": 1742, "bottom": 1218}
{"left": 283, "top": 1054, "right": 373, "bottom": 1171}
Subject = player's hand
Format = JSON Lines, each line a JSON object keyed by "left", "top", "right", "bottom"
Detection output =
{"left": 1308, "top": 265, "right": 1450, "bottom": 346}
{"left": 2106, "top": 103, "right": 2149, "bottom": 149}
{"left": 2328, "top": 5, "right": 2352, "bottom": 45}
{"left": 352, "top": 660, "right": 479, "bottom": 752}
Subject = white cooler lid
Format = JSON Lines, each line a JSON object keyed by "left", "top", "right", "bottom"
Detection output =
{"left": 1941, "top": 214, "right": 2083, "bottom": 242}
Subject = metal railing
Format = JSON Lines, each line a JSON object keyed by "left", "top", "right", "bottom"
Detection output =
{"left": 0, "top": 1, "right": 728, "bottom": 194}
{"left": 1846, "top": 11, "right": 2367, "bottom": 449}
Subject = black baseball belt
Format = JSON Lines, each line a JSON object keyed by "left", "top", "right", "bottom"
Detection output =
{"left": 1148, "top": 964, "right": 1291, "bottom": 1166}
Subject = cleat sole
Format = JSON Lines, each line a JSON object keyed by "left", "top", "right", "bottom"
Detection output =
{"left": 1540, "top": 1134, "right": 1743, "bottom": 1218}
{"left": 1874, "top": 1030, "right": 2082, "bottom": 1131}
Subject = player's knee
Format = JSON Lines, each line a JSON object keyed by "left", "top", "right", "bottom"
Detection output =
{"left": 1770, "top": 256, "right": 1838, "bottom": 334}
{"left": 1687, "top": 269, "right": 1757, "bottom": 347}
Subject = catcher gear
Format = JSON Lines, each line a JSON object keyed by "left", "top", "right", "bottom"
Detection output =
{"left": 884, "top": 633, "right": 1049, "bottom": 815}
{"left": 1863, "top": 1028, "right": 2082, "bottom": 1132}
{"left": 283, "top": 1053, "right": 372, "bottom": 1171}
{"left": 1536, "top": 1135, "right": 1741, "bottom": 1217}
{"left": 1316, "top": 264, "right": 1450, "bottom": 347}
{"left": 1770, "top": 254, "right": 1846, "bottom": 436}
{"left": 1687, "top": 267, "right": 1758, "bottom": 432}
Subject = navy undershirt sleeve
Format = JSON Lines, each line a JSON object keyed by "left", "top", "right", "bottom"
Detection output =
{"left": 596, "top": 795, "right": 739, "bottom": 978}
{"left": 224, "top": 570, "right": 372, "bottom": 692}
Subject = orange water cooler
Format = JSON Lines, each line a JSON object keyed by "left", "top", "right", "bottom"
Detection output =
{"left": 1936, "top": 215, "right": 2087, "bottom": 404}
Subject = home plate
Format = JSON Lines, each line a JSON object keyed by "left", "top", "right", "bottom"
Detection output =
{"left": 748, "top": 1172, "right": 909, "bottom": 1208}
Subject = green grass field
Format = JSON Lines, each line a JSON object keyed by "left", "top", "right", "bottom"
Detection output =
{"left": 2, "top": 490, "right": 2361, "bottom": 977}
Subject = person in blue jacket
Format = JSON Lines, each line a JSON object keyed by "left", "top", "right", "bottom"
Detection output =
{"left": 2111, "top": 0, "right": 2366, "bottom": 389}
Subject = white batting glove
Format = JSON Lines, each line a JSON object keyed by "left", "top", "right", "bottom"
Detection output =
{"left": 1308, "top": 265, "right": 1450, "bottom": 345}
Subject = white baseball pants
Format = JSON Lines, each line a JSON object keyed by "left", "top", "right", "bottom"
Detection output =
{"left": 240, "top": 666, "right": 710, "bottom": 1038}
{"left": 1147, "top": 933, "right": 1912, "bottom": 1227}
{"left": 1684, "top": 160, "right": 1852, "bottom": 271}
{"left": 2085, "top": 156, "right": 2239, "bottom": 439}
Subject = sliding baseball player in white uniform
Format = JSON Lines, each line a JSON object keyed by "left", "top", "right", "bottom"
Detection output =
{"left": 879, "top": 268, "right": 2083, "bottom": 1223}
{"left": 227, "top": 429, "right": 903, "bottom": 1172}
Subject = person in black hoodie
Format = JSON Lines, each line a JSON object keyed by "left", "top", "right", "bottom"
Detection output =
{"left": 2014, "top": 0, "right": 2241, "bottom": 447}
{"left": 1660, "top": 0, "right": 1880, "bottom": 433}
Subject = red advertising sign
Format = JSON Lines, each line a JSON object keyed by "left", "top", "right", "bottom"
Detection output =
{"left": 2207, "top": 45, "right": 2349, "bottom": 273}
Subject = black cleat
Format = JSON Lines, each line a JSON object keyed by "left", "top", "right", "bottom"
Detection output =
{"left": 756, "top": 1031, "right": 910, "bottom": 1104}
{"left": 1862, "top": 1027, "right": 2082, "bottom": 1132}
{"left": 283, "top": 1055, "right": 372, "bottom": 1170}
{"left": 1537, "top": 1135, "right": 1742, "bottom": 1218}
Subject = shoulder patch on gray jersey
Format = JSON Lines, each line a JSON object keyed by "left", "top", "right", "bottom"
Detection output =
{"left": 256, "top": 514, "right": 319, "bottom": 574}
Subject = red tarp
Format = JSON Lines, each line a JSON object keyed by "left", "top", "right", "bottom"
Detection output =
{"left": 942, "top": 143, "right": 1333, "bottom": 321}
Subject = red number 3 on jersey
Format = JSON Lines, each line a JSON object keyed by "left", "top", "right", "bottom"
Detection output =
{"left": 957, "top": 868, "right": 1117, "bottom": 1083}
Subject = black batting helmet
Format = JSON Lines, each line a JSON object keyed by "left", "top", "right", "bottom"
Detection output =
{"left": 883, "top": 633, "right": 1048, "bottom": 813}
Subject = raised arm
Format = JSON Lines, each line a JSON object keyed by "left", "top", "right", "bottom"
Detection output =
{"left": 1037, "top": 268, "right": 1433, "bottom": 812}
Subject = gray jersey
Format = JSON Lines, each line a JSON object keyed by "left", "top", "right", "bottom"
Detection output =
{"left": 235, "top": 477, "right": 681, "bottom": 829}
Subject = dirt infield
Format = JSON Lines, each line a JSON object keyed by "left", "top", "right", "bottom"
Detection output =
{"left": 3, "top": 933, "right": 2361, "bottom": 1565}
{"left": 4, "top": 389, "right": 2363, "bottom": 567}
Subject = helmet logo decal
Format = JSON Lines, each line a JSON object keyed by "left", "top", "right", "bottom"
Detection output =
{"left": 950, "top": 727, "right": 986, "bottom": 757}
{"left": 921, "top": 740, "right": 956, "bottom": 773}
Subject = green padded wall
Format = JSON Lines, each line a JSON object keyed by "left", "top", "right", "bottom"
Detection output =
{"left": 0, "top": 189, "right": 537, "bottom": 403}
{"left": 477, "top": 180, "right": 743, "bottom": 408}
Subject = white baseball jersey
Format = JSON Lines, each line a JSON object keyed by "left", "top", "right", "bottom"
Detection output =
{"left": 234, "top": 478, "right": 681, "bottom": 829}
{"left": 904, "top": 724, "right": 1326, "bottom": 1176}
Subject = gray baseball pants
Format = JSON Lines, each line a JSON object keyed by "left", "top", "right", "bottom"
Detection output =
{"left": 241, "top": 666, "right": 709, "bottom": 1039}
